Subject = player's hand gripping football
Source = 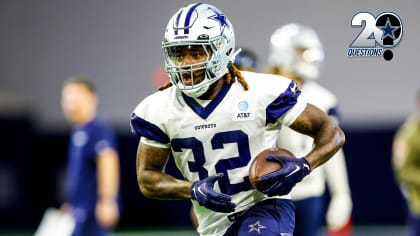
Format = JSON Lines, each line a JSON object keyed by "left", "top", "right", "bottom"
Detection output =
{"left": 190, "top": 173, "right": 236, "bottom": 213}
{"left": 260, "top": 155, "right": 311, "bottom": 196}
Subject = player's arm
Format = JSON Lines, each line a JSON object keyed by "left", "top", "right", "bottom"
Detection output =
{"left": 323, "top": 148, "right": 353, "bottom": 230}
{"left": 97, "top": 148, "right": 120, "bottom": 202}
{"left": 96, "top": 147, "right": 120, "bottom": 227}
{"left": 136, "top": 141, "right": 192, "bottom": 199}
{"left": 290, "top": 103, "right": 345, "bottom": 170}
{"left": 261, "top": 103, "right": 345, "bottom": 196}
{"left": 137, "top": 140, "right": 236, "bottom": 213}
{"left": 322, "top": 115, "right": 352, "bottom": 212}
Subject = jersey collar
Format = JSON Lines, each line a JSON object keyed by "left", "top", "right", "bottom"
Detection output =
{"left": 182, "top": 83, "right": 232, "bottom": 119}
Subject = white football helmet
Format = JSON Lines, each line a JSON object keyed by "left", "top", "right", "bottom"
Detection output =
{"left": 235, "top": 48, "right": 258, "bottom": 71}
{"left": 268, "top": 23, "right": 324, "bottom": 81}
{"left": 162, "top": 3, "right": 235, "bottom": 97}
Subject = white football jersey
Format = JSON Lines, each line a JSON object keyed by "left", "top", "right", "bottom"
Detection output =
{"left": 131, "top": 71, "right": 307, "bottom": 236}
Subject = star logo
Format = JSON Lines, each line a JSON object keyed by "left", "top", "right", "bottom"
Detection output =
{"left": 208, "top": 10, "right": 228, "bottom": 33}
{"left": 248, "top": 220, "right": 267, "bottom": 234}
{"left": 379, "top": 17, "right": 399, "bottom": 39}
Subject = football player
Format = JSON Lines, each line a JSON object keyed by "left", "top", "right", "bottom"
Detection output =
{"left": 130, "top": 3, "right": 345, "bottom": 236}
{"left": 267, "top": 23, "right": 353, "bottom": 236}
{"left": 189, "top": 46, "right": 259, "bottom": 229}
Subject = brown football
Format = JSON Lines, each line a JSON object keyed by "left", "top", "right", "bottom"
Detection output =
{"left": 249, "top": 148, "right": 295, "bottom": 192}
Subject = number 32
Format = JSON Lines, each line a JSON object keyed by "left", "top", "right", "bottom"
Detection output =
{"left": 171, "top": 130, "right": 253, "bottom": 195}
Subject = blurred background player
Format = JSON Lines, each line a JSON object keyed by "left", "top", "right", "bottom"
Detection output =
{"left": 392, "top": 89, "right": 420, "bottom": 236}
{"left": 267, "top": 23, "right": 353, "bottom": 236}
{"left": 189, "top": 47, "right": 259, "bottom": 229}
{"left": 234, "top": 47, "right": 259, "bottom": 72}
{"left": 61, "top": 76, "right": 122, "bottom": 236}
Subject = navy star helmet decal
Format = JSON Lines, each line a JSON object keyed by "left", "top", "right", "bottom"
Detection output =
{"left": 207, "top": 9, "right": 228, "bottom": 34}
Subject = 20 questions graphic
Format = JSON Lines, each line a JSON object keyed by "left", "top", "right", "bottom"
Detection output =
{"left": 348, "top": 12, "right": 403, "bottom": 61}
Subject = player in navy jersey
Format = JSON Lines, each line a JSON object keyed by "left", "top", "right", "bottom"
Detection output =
{"left": 61, "top": 76, "right": 122, "bottom": 236}
{"left": 130, "top": 3, "right": 345, "bottom": 236}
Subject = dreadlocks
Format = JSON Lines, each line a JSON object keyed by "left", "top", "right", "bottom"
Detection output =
{"left": 158, "top": 63, "right": 249, "bottom": 91}
{"left": 158, "top": 81, "right": 172, "bottom": 91}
